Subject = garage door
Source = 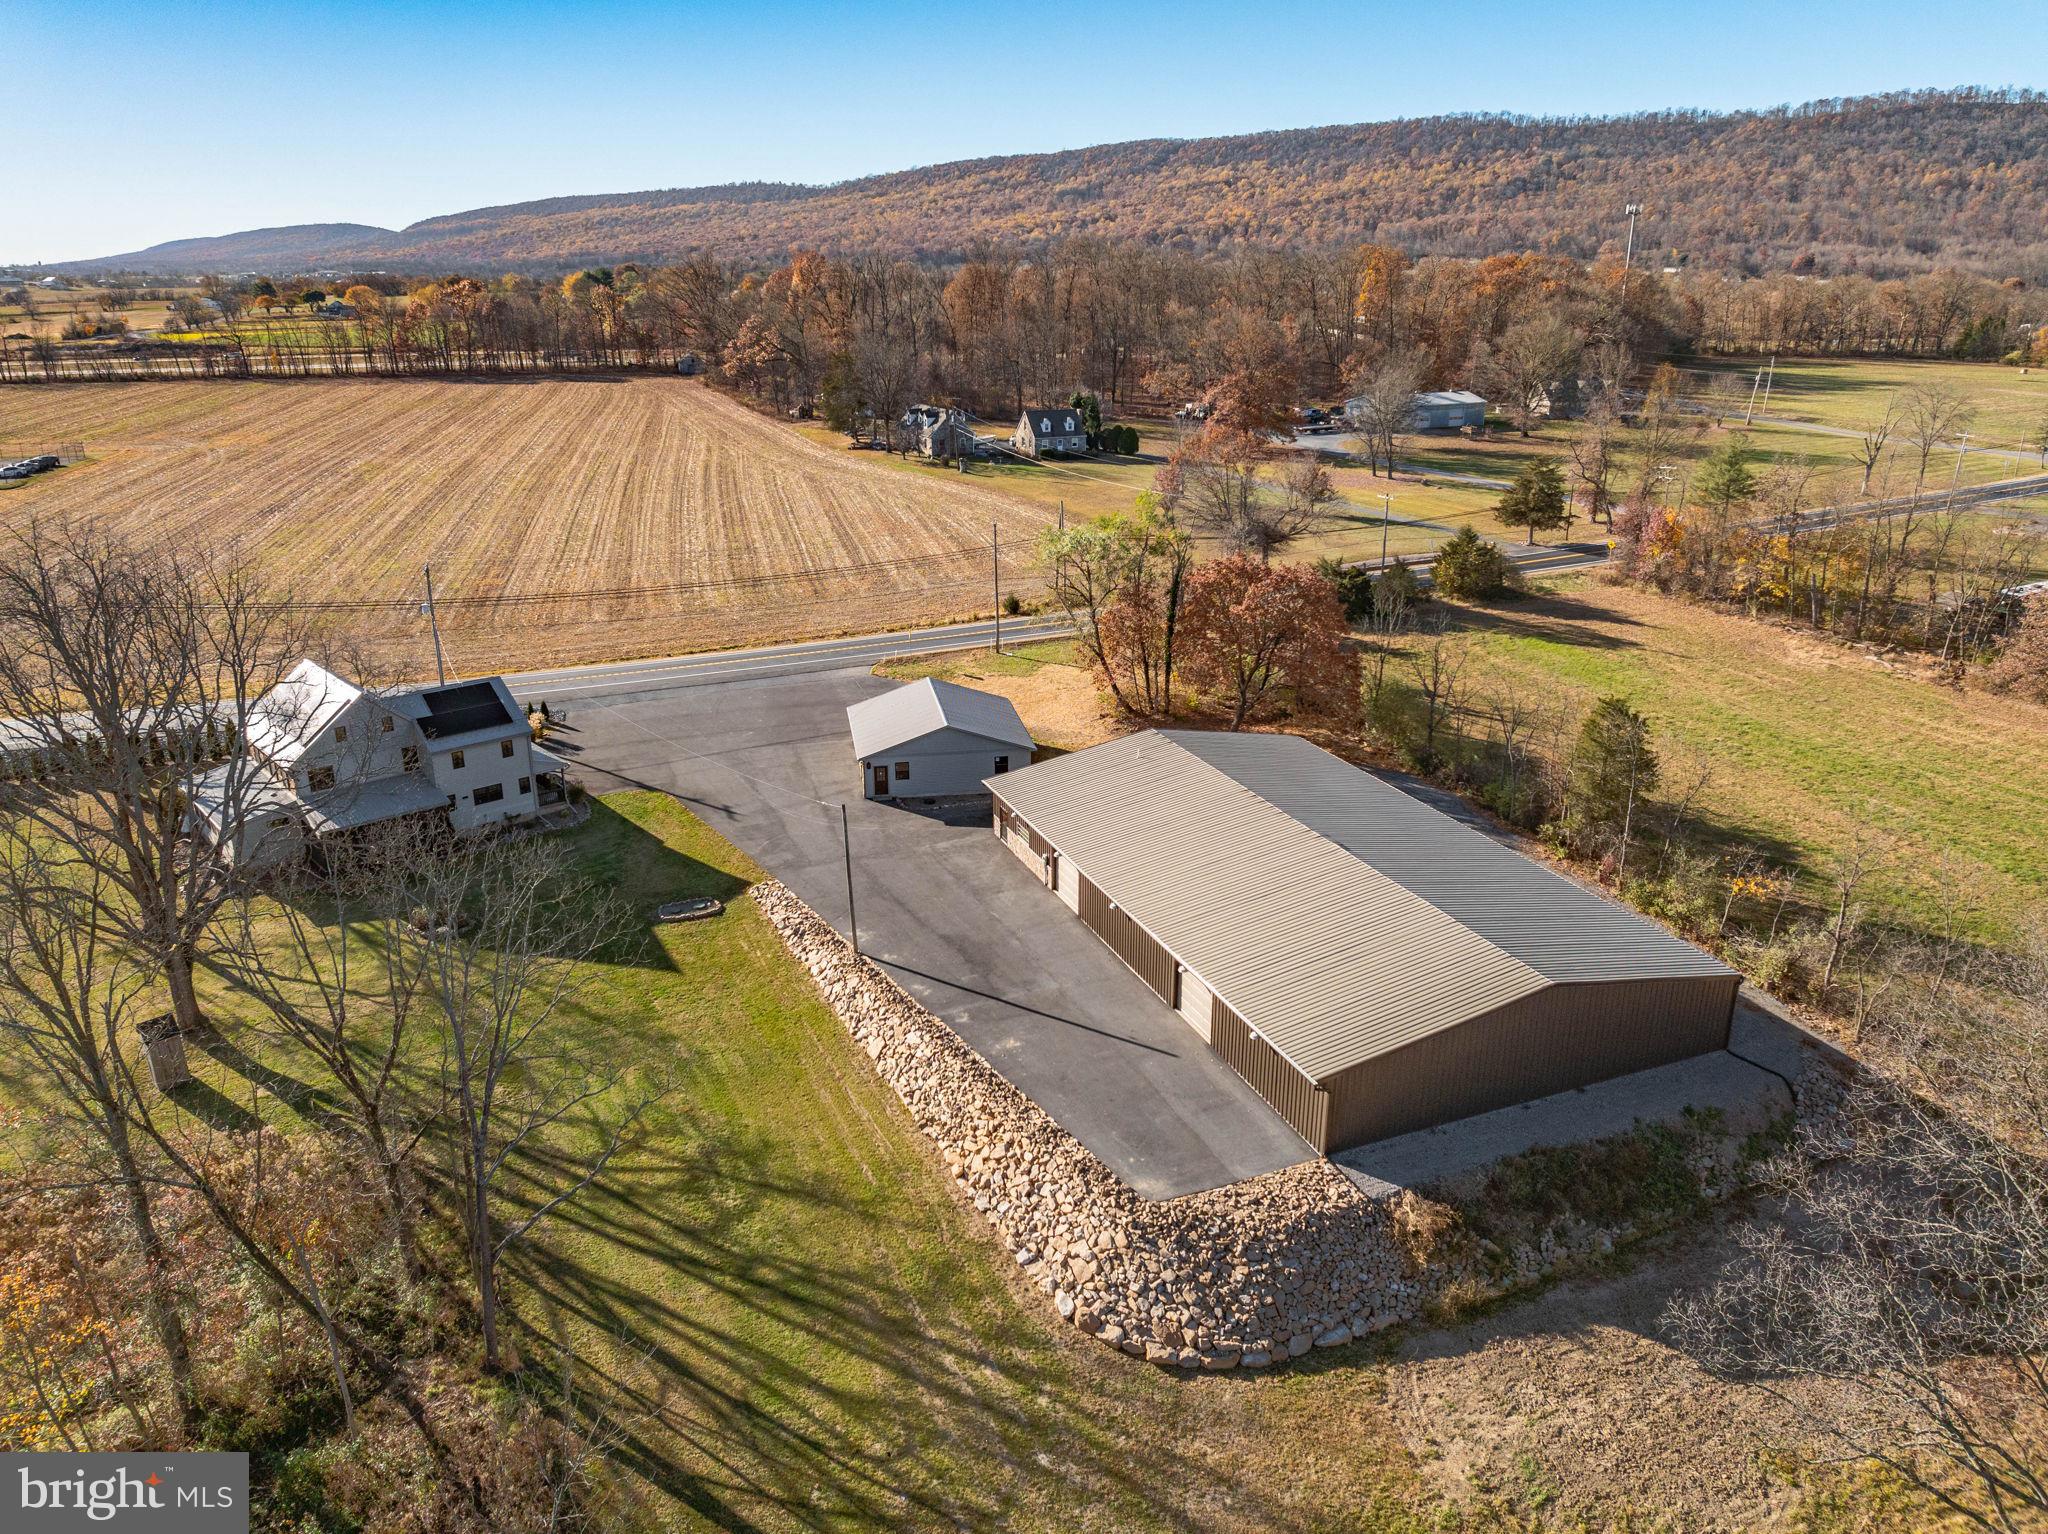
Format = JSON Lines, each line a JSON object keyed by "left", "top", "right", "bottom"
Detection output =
{"left": 1076, "top": 873, "right": 1178, "bottom": 1003}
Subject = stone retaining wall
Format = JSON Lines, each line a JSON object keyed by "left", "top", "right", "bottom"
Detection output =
{"left": 753, "top": 880, "right": 1436, "bottom": 1369}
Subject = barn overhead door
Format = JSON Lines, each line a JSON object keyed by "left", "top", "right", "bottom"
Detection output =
{"left": 1076, "top": 874, "right": 1178, "bottom": 1004}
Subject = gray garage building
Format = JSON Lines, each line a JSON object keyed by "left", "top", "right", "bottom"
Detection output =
{"left": 849, "top": 678, "right": 1035, "bottom": 800}
{"left": 987, "top": 730, "right": 1739, "bottom": 1153}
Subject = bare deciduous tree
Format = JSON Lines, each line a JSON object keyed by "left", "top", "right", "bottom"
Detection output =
{"left": 407, "top": 836, "right": 657, "bottom": 1374}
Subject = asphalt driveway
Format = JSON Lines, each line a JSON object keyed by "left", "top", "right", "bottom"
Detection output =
{"left": 531, "top": 665, "right": 1314, "bottom": 1198}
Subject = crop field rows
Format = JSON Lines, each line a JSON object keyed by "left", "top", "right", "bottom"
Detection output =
{"left": 0, "top": 377, "right": 1053, "bottom": 677}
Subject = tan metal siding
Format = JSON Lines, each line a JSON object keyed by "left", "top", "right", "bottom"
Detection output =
{"left": 1320, "top": 974, "right": 1741, "bottom": 1151}
{"left": 1211, "top": 998, "right": 1330, "bottom": 1150}
{"left": 1078, "top": 874, "right": 1178, "bottom": 1004}
{"left": 1176, "top": 968, "right": 1214, "bottom": 1042}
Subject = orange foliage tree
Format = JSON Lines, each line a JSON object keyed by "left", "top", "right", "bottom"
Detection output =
{"left": 1178, "top": 555, "right": 1360, "bottom": 729}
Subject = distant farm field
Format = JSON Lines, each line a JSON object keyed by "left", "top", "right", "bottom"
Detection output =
{"left": 0, "top": 377, "right": 1053, "bottom": 677}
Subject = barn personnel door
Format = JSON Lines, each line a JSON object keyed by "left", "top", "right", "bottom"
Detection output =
{"left": 872, "top": 765, "right": 888, "bottom": 797}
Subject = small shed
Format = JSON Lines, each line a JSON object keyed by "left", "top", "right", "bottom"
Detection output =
{"left": 847, "top": 678, "right": 1034, "bottom": 800}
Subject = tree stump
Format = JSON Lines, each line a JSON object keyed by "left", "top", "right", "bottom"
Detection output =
{"left": 138, "top": 1014, "right": 191, "bottom": 1092}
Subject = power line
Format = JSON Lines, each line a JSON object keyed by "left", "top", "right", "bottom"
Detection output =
{"left": 269, "top": 538, "right": 1034, "bottom": 613}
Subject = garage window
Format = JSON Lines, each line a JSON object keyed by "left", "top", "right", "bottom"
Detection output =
{"left": 894, "top": 761, "right": 910, "bottom": 781}
{"left": 992, "top": 755, "right": 1009, "bottom": 774}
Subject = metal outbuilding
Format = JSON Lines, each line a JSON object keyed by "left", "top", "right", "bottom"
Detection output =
{"left": 987, "top": 730, "right": 1740, "bottom": 1152}
{"left": 848, "top": 678, "right": 1035, "bottom": 800}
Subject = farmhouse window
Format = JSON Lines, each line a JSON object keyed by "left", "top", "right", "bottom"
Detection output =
{"left": 894, "top": 761, "right": 910, "bottom": 781}
{"left": 402, "top": 746, "right": 421, "bottom": 771}
{"left": 993, "top": 756, "right": 1009, "bottom": 774}
{"left": 381, "top": 715, "right": 394, "bottom": 732}
{"left": 333, "top": 725, "right": 348, "bottom": 743}
{"left": 450, "top": 749, "right": 465, "bottom": 770}
{"left": 518, "top": 776, "right": 531, "bottom": 796}
{"left": 473, "top": 783, "right": 505, "bottom": 806}
{"left": 500, "top": 739, "right": 515, "bottom": 758}
{"left": 306, "top": 765, "right": 336, "bottom": 792}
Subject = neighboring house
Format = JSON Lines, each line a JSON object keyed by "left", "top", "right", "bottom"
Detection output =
{"left": 900, "top": 404, "right": 983, "bottom": 460}
{"left": 315, "top": 300, "right": 358, "bottom": 318}
{"left": 847, "top": 678, "right": 1034, "bottom": 801}
{"left": 186, "top": 659, "right": 567, "bottom": 869}
{"left": 988, "top": 730, "right": 1739, "bottom": 1153}
{"left": 1531, "top": 375, "right": 1589, "bottom": 420}
{"left": 1011, "top": 405, "right": 1088, "bottom": 458}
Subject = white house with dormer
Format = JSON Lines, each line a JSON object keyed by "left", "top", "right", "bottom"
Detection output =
{"left": 186, "top": 659, "right": 567, "bottom": 869}
{"left": 1011, "top": 405, "right": 1088, "bottom": 458}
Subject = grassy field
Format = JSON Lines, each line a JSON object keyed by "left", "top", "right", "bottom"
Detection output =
{"left": 0, "top": 378, "right": 1056, "bottom": 678}
{"left": 1684, "top": 355, "right": 2048, "bottom": 450}
{"left": 1414, "top": 576, "right": 2048, "bottom": 938}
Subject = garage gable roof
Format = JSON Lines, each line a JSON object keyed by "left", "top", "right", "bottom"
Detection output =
{"left": 988, "top": 731, "right": 1732, "bottom": 1082}
{"left": 847, "top": 678, "right": 1034, "bottom": 759}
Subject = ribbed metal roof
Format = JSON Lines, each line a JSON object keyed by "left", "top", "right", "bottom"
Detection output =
{"left": 1168, "top": 732, "right": 1732, "bottom": 986}
{"left": 988, "top": 731, "right": 1734, "bottom": 1083}
{"left": 847, "top": 678, "right": 1034, "bottom": 758}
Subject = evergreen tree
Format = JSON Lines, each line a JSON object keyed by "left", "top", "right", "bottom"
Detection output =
{"left": 1430, "top": 525, "right": 1519, "bottom": 601}
{"left": 1495, "top": 458, "right": 1571, "bottom": 543}
{"left": 1693, "top": 434, "right": 1760, "bottom": 514}
{"left": 1564, "top": 696, "right": 1660, "bottom": 874}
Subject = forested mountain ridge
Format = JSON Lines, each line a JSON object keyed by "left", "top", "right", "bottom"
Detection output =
{"left": 70, "top": 89, "right": 2048, "bottom": 277}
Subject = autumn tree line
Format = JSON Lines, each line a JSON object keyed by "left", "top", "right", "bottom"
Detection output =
{"left": 0, "top": 530, "right": 650, "bottom": 1528}
{"left": 12, "top": 241, "right": 2047, "bottom": 396}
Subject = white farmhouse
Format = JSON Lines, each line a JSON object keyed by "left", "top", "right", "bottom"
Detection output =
{"left": 187, "top": 659, "right": 567, "bottom": 869}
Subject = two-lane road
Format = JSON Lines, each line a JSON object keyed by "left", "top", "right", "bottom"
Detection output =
{"left": 503, "top": 615, "right": 1070, "bottom": 705}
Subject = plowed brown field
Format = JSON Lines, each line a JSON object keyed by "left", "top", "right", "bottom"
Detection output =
{"left": 0, "top": 377, "right": 1051, "bottom": 677}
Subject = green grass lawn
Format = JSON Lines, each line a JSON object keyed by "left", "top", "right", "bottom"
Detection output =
{"left": 1686, "top": 356, "right": 2048, "bottom": 450}
{"left": 169, "top": 789, "right": 1440, "bottom": 1532}
{"left": 1421, "top": 578, "right": 2048, "bottom": 939}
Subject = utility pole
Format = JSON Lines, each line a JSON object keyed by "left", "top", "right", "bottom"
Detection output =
{"left": 1619, "top": 202, "right": 1643, "bottom": 308}
{"left": 1743, "top": 368, "right": 1763, "bottom": 426}
{"left": 1380, "top": 492, "right": 1392, "bottom": 568}
{"left": 1950, "top": 431, "right": 1971, "bottom": 494}
{"left": 1758, "top": 355, "right": 1778, "bottom": 417}
{"left": 421, "top": 564, "right": 447, "bottom": 685}
{"left": 991, "top": 520, "right": 1002, "bottom": 654}
{"left": 841, "top": 803, "right": 859, "bottom": 958}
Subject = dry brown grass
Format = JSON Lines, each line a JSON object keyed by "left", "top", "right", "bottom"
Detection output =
{"left": 0, "top": 377, "right": 1054, "bottom": 676}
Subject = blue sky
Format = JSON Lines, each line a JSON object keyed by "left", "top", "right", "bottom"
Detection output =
{"left": 11, "top": 0, "right": 2047, "bottom": 261}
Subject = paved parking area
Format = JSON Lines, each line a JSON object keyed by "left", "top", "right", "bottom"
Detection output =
{"left": 532, "top": 665, "right": 1314, "bottom": 1199}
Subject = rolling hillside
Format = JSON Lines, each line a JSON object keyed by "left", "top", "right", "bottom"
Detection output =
{"left": 64, "top": 89, "right": 2048, "bottom": 277}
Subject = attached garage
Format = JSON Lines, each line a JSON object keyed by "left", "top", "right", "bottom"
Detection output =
{"left": 848, "top": 678, "right": 1034, "bottom": 801}
{"left": 987, "top": 730, "right": 1741, "bottom": 1155}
